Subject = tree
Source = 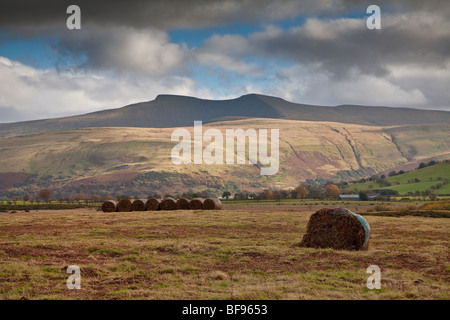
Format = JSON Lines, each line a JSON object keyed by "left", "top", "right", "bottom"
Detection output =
{"left": 290, "top": 190, "right": 298, "bottom": 199}
{"left": 295, "top": 185, "right": 309, "bottom": 199}
{"left": 22, "top": 195, "right": 29, "bottom": 204}
{"left": 235, "top": 192, "right": 248, "bottom": 200}
{"left": 359, "top": 192, "right": 368, "bottom": 201}
{"left": 272, "top": 190, "right": 282, "bottom": 201}
{"left": 262, "top": 189, "right": 272, "bottom": 200}
{"left": 325, "top": 184, "right": 340, "bottom": 199}
{"left": 39, "top": 189, "right": 52, "bottom": 203}
{"left": 280, "top": 190, "right": 289, "bottom": 199}
{"left": 91, "top": 195, "right": 101, "bottom": 203}
{"left": 222, "top": 191, "right": 231, "bottom": 200}
{"left": 11, "top": 196, "right": 20, "bottom": 205}
{"left": 308, "top": 186, "right": 325, "bottom": 200}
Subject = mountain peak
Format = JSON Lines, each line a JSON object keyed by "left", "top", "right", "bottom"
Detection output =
{"left": 154, "top": 94, "right": 200, "bottom": 101}
{"left": 1, "top": 94, "right": 450, "bottom": 138}
{"left": 154, "top": 93, "right": 286, "bottom": 104}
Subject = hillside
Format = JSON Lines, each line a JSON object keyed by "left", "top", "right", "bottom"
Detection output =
{"left": 2, "top": 94, "right": 450, "bottom": 137}
{"left": 0, "top": 118, "right": 449, "bottom": 198}
{"left": 344, "top": 162, "right": 450, "bottom": 195}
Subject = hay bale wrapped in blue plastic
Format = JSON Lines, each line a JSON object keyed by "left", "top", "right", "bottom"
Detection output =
{"left": 300, "top": 208, "right": 371, "bottom": 250}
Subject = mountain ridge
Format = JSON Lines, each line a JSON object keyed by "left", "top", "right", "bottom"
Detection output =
{"left": 1, "top": 94, "right": 450, "bottom": 137}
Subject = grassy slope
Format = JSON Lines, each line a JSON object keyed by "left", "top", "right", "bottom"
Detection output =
{"left": 0, "top": 208, "right": 448, "bottom": 300}
{"left": 345, "top": 162, "right": 450, "bottom": 195}
{"left": 0, "top": 119, "right": 449, "bottom": 194}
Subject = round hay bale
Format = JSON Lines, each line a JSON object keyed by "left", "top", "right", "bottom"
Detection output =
{"left": 175, "top": 198, "right": 190, "bottom": 210}
{"left": 102, "top": 200, "right": 118, "bottom": 212}
{"left": 146, "top": 198, "right": 161, "bottom": 211}
{"left": 117, "top": 199, "right": 132, "bottom": 212}
{"left": 189, "top": 198, "right": 205, "bottom": 210}
{"left": 204, "top": 198, "right": 222, "bottom": 210}
{"left": 131, "top": 199, "right": 147, "bottom": 211}
{"left": 299, "top": 208, "right": 371, "bottom": 251}
{"left": 160, "top": 197, "right": 176, "bottom": 211}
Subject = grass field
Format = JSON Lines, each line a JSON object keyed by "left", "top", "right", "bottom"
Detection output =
{"left": 345, "top": 162, "right": 450, "bottom": 195}
{"left": 0, "top": 205, "right": 448, "bottom": 300}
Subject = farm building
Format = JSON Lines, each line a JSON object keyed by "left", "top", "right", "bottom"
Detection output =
{"left": 339, "top": 193, "right": 380, "bottom": 201}
{"left": 339, "top": 194, "right": 360, "bottom": 201}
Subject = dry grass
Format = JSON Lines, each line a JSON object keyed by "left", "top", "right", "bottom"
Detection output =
{"left": 0, "top": 206, "right": 448, "bottom": 300}
{"left": 420, "top": 200, "right": 450, "bottom": 211}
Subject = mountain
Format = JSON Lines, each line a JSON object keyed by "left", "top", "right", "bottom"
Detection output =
{"left": 0, "top": 118, "right": 449, "bottom": 198}
{"left": 0, "top": 94, "right": 449, "bottom": 198}
{"left": 1, "top": 94, "right": 450, "bottom": 137}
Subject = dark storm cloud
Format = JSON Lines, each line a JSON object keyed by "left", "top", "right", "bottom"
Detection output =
{"left": 0, "top": 0, "right": 313, "bottom": 29}
{"left": 1, "top": 0, "right": 448, "bottom": 31}
{"left": 245, "top": 14, "right": 450, "bottom": 77}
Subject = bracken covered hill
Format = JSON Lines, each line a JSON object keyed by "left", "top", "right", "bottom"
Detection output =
{"left": 0, "top": 115, "right": 449, "bottom": 197}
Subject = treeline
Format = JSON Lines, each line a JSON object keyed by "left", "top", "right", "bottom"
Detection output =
{"left": 5, "top": 180, "right": 346, "bottom": 204}
{"left": 4, "top": 189, "right": 105, "bottom": 205}
{"left": 222, "top": 183, "right": 342, "bottom": 201}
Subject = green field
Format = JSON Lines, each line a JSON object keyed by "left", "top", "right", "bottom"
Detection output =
{"left": 344, "top": 162, "right": 450, "bottom": 195}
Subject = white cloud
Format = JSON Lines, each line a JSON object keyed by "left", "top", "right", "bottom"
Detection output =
{"left": 54, "top": 26, "right": 187, "bottom": 76}
{"left": 243, "top": 64, "right": 449, "bottom": 110}
{"left": 193, "top": 34, "right": 263, "bottom": 75}
{"left": 0, "top": 57, "right": 210, "bottom": 122}
{"left": 188, "top": 13, "right": 450, "bottom": 110}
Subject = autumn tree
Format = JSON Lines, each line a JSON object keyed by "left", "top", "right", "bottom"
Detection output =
{"left": 262, "top": 189, "right": 272, "bottom": 200}
{"left": 90, "top": 195, "right": 101, "bottom": 203}
{"left": 295, "top": 185, "right": 309, "bottom": 199}
{"left": 325, "top": 184, "right": 341, "bottom": 199}
{"left": 39, "top": 189, "right": 52, "bottom": 203}
{"left": 272, "top": 190, "right": 282, "bottom": 201}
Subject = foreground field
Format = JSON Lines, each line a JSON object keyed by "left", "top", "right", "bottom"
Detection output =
{"left": 0, "top": 206, "right": 448, "bottom": 300}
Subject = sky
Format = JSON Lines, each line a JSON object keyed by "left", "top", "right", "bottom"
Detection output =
{"left": 0, "top": 0, "right": 449, "bottom": 122}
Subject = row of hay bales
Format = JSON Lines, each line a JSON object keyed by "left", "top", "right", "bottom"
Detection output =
{"left": 101, "top": 197, "right": 222, "bottom": 213}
